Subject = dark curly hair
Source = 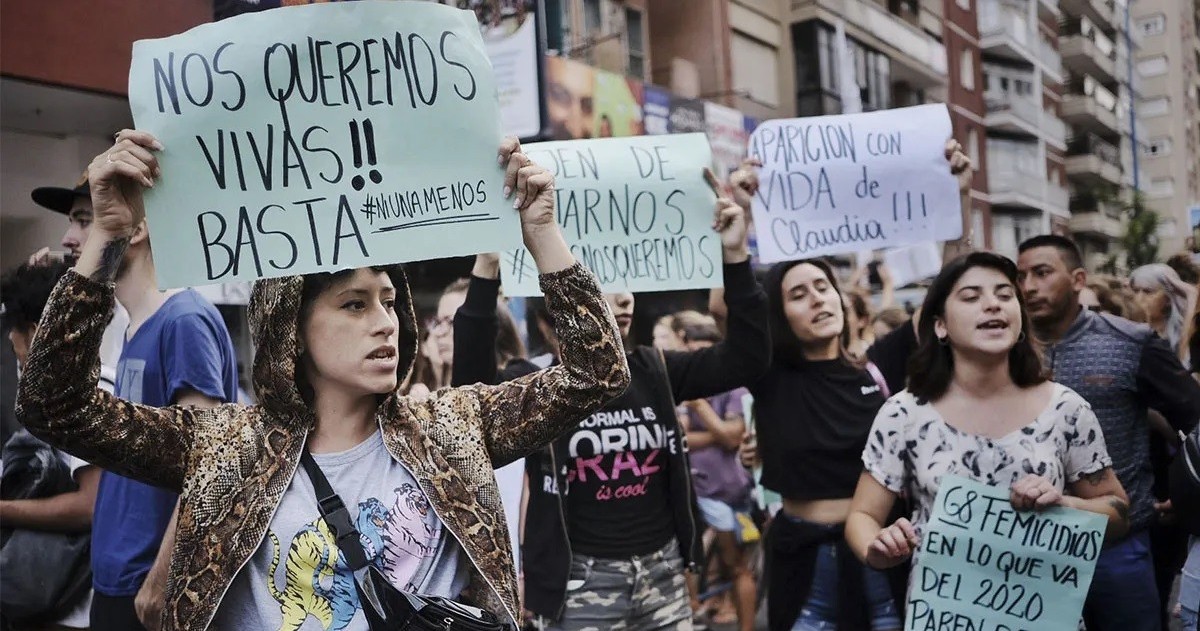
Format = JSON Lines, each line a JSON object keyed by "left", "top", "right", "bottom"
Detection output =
{"left": 1, "top": 260, "right": 71, "bottom": 332}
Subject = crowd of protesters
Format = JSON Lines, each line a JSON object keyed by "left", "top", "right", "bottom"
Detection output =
{"left": 1, "top": 131, "right": 1199, "bottom": 631}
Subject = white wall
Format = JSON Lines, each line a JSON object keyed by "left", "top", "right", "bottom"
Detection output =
{"left": 1, "top": 130, "right": 114, "bottom": 270}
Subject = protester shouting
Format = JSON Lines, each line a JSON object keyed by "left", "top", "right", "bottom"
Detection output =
{"left": 1017, "top": 235, "right": 1200, "bottom": 631}
{"left": 739, "top": 257, "right": 907, "bottom": 631}
{"left": 452, "top": 175, "right": 771, "bottom": 631}
{"left": 16, "top": 131, "right": 631, "bottom": 631}
{"left": 846, "top": 252, "right": 1131, "bottom": 615}
{"left": 724, "top": 142, "right": 968, "bottom": 631}
{"left": 714, "top": 140, "right": 969, "bottom": 397}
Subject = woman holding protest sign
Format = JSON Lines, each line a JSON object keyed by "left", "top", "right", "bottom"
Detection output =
{"left": 845, "top": 251, "right": 1130, "bottom": 588}
{"left": 730, "top": 141, "right": 968, "bottom": 631}
{"left": 16, "top": 130, "right": 631, "bottom": 630}
{"left": 452, "top": 170, "right": 772, "bottom": 631}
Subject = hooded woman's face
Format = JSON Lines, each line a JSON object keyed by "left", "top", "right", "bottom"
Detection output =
{"left": 301, "top": 268, "right": 402, "bottom": 400}
{"left": 780, "top": 263, "right": 845, "bottom": 344}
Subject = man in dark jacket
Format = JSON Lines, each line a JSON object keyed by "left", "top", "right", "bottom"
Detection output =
{"left": 454, "top": 196, "right": 771, "bottom": 631}
{"left": 1017, "top": 235, "right": 1200, "bottom": 631}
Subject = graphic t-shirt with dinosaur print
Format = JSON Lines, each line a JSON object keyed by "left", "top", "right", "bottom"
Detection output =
{"left": 214, "top": 431, "right": 468, "bottom": 630}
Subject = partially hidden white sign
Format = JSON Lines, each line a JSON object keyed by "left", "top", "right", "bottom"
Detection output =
{"left": 747, "top": 104, "right": 960, "bottom": 263}
{"left": 501, "top": 133, "right": 719, "bottom": 297}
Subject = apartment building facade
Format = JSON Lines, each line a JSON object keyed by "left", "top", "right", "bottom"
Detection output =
{"left": 974, "top": 0, "right": 1072, "bottom": 257}
{"left": 781, "top": 0, "right": 998, "bottom": 247}
{"left": 1059, "top": 0, "right": 1133, "bottom": 268}
{"left": 1131, "top": 0, "right": 1200, "bottom": 255}
{"left": 943, "top": 0, "right": 994, "bottom": 251}
{"left": 545, "top": 0, "right": 795, "bottom": 125}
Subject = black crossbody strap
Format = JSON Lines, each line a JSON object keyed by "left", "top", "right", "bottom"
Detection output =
{"left": 299, "top": 451, "right": 371, "bottom": 571}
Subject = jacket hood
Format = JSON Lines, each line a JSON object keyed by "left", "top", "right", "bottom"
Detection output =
{"left": 247, "top": 266, "right": 420, "bottom": 421}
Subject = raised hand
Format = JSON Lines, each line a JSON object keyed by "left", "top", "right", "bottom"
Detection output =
{"left": 87, "top": 130, "right": 162, "bottom": 237}
{"left": 728, "top": 157, "right": 761, "bottom": 211}
{"left": 865, "top": 517, "right": 919, "bottom": 569}
{"left": 472, "top": 252, "right": 502, "bottom": 280}
{"left": 497, "top": 137, "right": 573, "bottom": 274}
{"left": 499, "top": 136, "right": 556, "bottom": 233}
{"left": 945, "top": 139, "right": 971, "bottom": 196}
{"left": 707, "top": 169, "right": 750, "bottom": 264}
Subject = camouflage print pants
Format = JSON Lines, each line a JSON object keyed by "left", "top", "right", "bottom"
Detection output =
{"left": 547, "top": 540, "right": 693, "bottom": 631}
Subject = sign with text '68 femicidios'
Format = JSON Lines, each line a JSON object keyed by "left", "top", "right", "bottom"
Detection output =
{"left": 128, "top": 1, "right": 521, "bottom": 289}
{"left": 907, "top": 475, "right": 1106, "bottom": 631}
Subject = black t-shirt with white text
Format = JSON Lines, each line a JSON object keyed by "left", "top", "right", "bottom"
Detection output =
{"left": 564, "top": 374, "right": 677, "bottom": 558}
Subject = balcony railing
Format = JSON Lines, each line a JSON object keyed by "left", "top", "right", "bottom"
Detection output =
{"left": 985, "top": 93, "right": 1067, "bottom": 145}
{"left": 1043, "top": 111, "right": 1068, "bottom": 145}
{"left": 1070, "top": 194, "right": 1124, "bottom": 219}
{"left": 1067, "top": 133, "right": 1121, "bottom": 167}
{"left": 986, "top": 92, "right": 1041, "bottom": 127}
{"left": 1062, "top": 17, "right": 1117, "bottom": 59}
{"left": 1037, "top": 38, "right": 1063, "bottom": 75}
{"left": 979, "top": 0, "right": 1033, "bottom": 45}
{"left": 1067, "top": 75, "right": 1119, "bottom": 112}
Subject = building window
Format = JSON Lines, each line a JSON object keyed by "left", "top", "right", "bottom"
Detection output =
{"left": 791, "top": 21, "right": 890, "bottom": 115}
{"left": 625, "top": 8, "right": 645, "bottom": 79}
{"left": 1137, "top": 14, "right": 1166, "bottom": 37}
{"left": 1141, "top": 96, "right": 1170, "bottom": 117}
{"left": 583, "top": 0, "right": 602, "bottom": 35}
{"left": 732, "top": 32, "right": 781, "bottom": 107}
{"left": 1137, "top": 55, "right": 1169, "bottom": 77}
{"left": 960, "top": 50, "right": 975, "bottom": 90}
{"left": 544, "top": 0, "right": 568, "bottom": 53}
{"left": 1143, "top": 137, "right": 1173, "bottom": 157}
{"left": 1149, "top": 176, "right": 1175, "bottom": 198}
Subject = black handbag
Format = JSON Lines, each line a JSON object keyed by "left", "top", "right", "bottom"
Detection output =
{"left": 298, "top": 452, "right": 515, "bottom": 631}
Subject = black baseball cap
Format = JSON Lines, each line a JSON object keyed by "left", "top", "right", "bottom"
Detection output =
{"left": 31, "top": 171, "right": 90, "bottom": 215}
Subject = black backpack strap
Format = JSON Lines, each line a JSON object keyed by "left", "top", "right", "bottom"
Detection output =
{"left": 299, "top": 451, "right": 370, "bottom": 571}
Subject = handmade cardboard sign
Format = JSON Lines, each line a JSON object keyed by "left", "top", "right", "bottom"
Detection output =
{"left": 907, "top": 475, "right": 1107, "bottom": 631}
{"left": 128, "top": 1, "right": 519, "bottom": 288}
{"left": 747, "top": 104, "right": 960, "bottom": 263}
{"left": 501, "top": 133, "right": 720, "bottom": 296}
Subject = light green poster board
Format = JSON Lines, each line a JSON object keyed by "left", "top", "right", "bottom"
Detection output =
{"left": 127, "top": 1, "right": 521, "bottom": 288}
{"left": 907, "top": 475, "right": 1107, "bottom": 631}
{"left": 501, "top": 133, "right": 719, "bottom": 297}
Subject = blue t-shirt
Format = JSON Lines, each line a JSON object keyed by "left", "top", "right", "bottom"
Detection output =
{"left": 92, "top": 290, "right": 238, "bottom": 597}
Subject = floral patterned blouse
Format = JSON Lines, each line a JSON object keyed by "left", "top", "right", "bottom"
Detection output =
{"left": 862, "top": 382, "right": 1113, "bottom": 535}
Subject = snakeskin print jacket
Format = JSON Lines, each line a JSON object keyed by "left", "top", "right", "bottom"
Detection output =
{"left": 16, "top": 263, "right": 630, "bottom": 630}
